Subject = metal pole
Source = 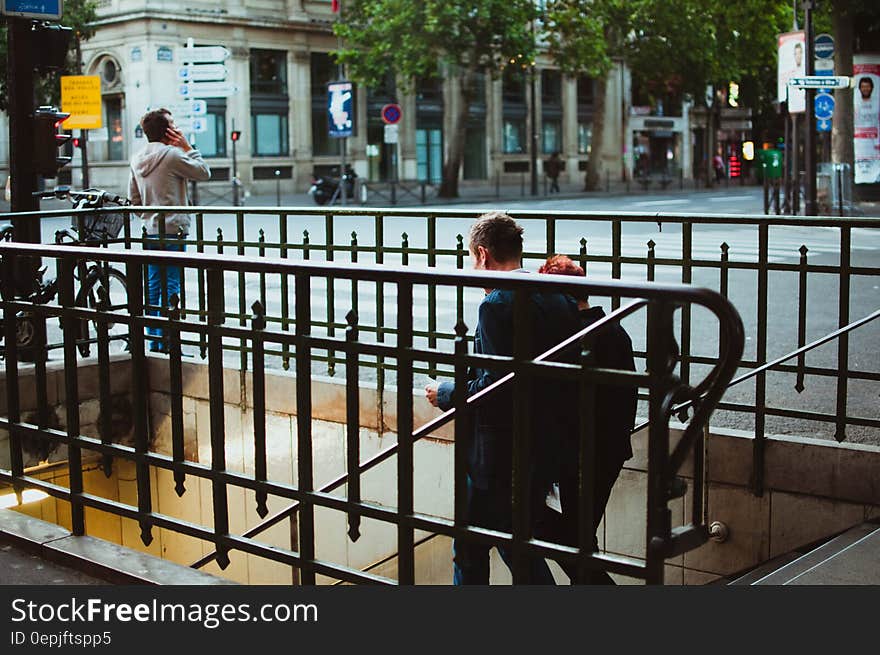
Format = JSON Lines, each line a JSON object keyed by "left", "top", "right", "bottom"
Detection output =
{"left": 783, "top": 102, "right": 790, "bottom": 213}
{"left": 8, "top": 19, "right": 40, "bottom": 293}
{"left": 275, "top": 169, "right": 281, "bottom": 206}
{"left": 75, "top": 38, "right": 89, "bottom": 189}
{"left": 803, "top": 0, "right": 817, "bottom": 215}
{"left": 529, "top": 21, "right": 538, "bottom": 196}
{"left": 231, "top": 119, "right": 239, "bottom": 207}
{"left": 792, "top": 113, "right": 800, "bottom": 214}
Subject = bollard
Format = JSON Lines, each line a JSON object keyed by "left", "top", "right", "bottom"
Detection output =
{"left": 763, "top": 174, "right": 770, "bottom": 214}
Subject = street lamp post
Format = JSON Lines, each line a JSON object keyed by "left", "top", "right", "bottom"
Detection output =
{"left": 529, "top": 19, "right": 538, "bottom": 196}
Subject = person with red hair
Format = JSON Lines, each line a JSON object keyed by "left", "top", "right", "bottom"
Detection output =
{"left": 537, "top": 254, "right": 637, "bottom": 584}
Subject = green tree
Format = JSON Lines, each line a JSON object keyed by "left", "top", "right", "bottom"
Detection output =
{"left": 0, "top": 0, "right": 98, "bottom": 110}
{"left": 546, "top": 0, "right": 793, "bottom": 187}
{"left": 334, "top": 0, "right": 536, "bottom": 197}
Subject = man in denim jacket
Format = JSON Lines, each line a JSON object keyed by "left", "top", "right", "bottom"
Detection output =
{"left": 425, "top": 211, "right": 580, "bottom": 584}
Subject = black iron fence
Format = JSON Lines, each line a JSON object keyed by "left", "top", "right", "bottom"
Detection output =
{"left": 1, "top": 242, "right": 743, "bottom": 584}
{"left": 2, "top": 206, "right": 879, "bottom": 490}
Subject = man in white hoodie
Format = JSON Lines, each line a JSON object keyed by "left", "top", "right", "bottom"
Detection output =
{"left": 129, "top": 108, "right": 211, "bottom": 352}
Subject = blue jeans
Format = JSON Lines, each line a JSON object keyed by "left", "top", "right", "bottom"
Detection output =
{"left": 145, "top": 235, "right": 184, "bottom": 352}
{"left": 453, "top": 477, "right": 556, "bottom": 585}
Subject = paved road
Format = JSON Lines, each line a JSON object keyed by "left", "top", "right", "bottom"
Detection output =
{"left": 25, "top": 187, "right": 880, "bottom": 444}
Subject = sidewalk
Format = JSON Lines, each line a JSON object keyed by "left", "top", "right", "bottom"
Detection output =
{"left": 212, "top": 176, "right": 731, "bottom": 210}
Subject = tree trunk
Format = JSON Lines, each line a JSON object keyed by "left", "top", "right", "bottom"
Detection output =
{"left": 584, "top": 73, "right": 607, "bottom": 191}
{"left": 831, "top": 0, "right": 854, "bottom": 169}
{"left": 437, "top": 71, "right": 475, "bottom": 198}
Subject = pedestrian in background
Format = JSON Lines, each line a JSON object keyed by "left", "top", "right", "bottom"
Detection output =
{"left": 129, "top": 108, "right": 211, "bottom": 352}
{"left": 545, "top": 151, "right": 563, "bottom": 193}
{"left": 424, "top": 212, "right": 581, "bottom": 585}
{"left": 713, "top": 152, "right": 726, "bottom": 182}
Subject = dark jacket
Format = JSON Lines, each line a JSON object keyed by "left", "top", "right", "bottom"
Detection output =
{"left": 437, "top": 284, "right": 581, "bottom": 490}
{"left": 568, "top": 306, "right": 637, "bottom": 468}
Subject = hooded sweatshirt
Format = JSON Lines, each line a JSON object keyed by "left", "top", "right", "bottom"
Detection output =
{"left": 128, "top": 142, "right": 211, "bottom": 236}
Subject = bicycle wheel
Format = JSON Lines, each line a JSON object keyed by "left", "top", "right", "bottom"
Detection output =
{"left": 75, "top": 265, "right": 129, "bottom": 357}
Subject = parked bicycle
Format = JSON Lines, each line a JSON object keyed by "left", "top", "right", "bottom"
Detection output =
{"left": 0, "top": 187, "right": 131, "bottom": 359}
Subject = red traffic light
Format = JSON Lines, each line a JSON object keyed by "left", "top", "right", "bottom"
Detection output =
{"left": 230, "top": 130, "right": 241, "bottom": 142}
{"left": 34, "top": 107, "right": 72, "bottom": 178}
{"left": 72, "top": 137, "right": 81, "bottom": 148}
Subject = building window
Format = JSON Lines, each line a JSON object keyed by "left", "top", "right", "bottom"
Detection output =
{"left": 503, "top": 119, "right": 526, "bottom": 154}
{"left": 542, "top": 70, "right": 562, "bottom": 105}
{"left": 311, "top": 113, "right": 337, "bottom": 157}
{"left": 250, "top": 49, "right": 287, "bottom": 95}
{"left": 252, "top": 114, "right": 288, "bottom": 156}
{"left": 542, "top": 120, "right": 561, "bottom": 154}
{"left": 106, "top": 96, "right": 124, "bottom": 161}
{"left": 577, "top": 76, "right": 594, "bottom": 106}
{"left": 192, "top": 102, "right": 227, "bottom": 158}
{"left": 502, "top": 67, "right": 526, "bottom": 104}
{"left": 416, "top": 127, "right": 442, "bottom": 183}
{"left": 578, "top": 123, "right": 592, "bottom": 155}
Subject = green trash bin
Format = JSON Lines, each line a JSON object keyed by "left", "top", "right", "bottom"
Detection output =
{"left": 759, "top": 149, "right": 783, "bottom": 180}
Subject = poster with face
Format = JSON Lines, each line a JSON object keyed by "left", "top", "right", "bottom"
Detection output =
{"left": 854, "top": 55, "right": 880, "bottom": 185}
{"left": 777, "top": 31, "right": 806, "bottom": 114}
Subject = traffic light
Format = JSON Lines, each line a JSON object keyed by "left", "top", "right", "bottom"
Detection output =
{"left": 230, "top": 130, "right": 241, "bottom": 142}
{"left": 34, "top": 107, "right": 72, "bottom": 178}
{"left": 72, "top": 137, "right": 81, "bottom": 148}
{"left": 32, "top": 23, "right": 73, "bottom": 72}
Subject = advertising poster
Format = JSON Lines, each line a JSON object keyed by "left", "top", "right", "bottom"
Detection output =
{"left": 778, "top": 31, "right": 806, "bottom": 113}
{"left": 854, "top": 54, "right": 880, "bottom": 185}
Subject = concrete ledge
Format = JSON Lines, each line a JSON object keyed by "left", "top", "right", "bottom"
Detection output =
{"left": 0, "top": 509, "right": 234, "bottom": 585}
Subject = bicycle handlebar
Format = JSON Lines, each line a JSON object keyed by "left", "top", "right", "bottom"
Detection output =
{"left": 33, "top": 187, "right": 132, "bottom": 207}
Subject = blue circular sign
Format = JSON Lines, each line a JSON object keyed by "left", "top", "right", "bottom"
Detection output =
{"left": 814, "top": 92, "right": 834, "bottom": 120}
{"left": 381, "top": 103, "right": 402, "bottom": 125}
{"left": 815, "top": 34, "right": 834, "bottom": 59}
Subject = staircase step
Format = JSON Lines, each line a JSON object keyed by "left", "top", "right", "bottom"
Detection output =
{"left": 728, "top": 551, "right": 803, "bottom": 585}
{"left": 752, "top": 522, "right": 880, "bottom": 585}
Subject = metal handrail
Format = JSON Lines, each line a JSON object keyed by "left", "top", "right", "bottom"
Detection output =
{"left": 631, "top": 307, "right": 880, "bottom": 436}
{"left": 188, "top": 294, "right": 741, "bottom": 571}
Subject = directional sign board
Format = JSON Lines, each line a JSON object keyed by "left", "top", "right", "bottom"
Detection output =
{"left": 175, "top": 117, "right": 208, "bottom": 134}
{"left": 178, "top": 64, "right": 227, "bottom": 82}
{"left": 177, "top": 46, "right": 231, "bottom": 64}
{"left": 1, "top": 0, "right": 62, "bottom": 19}
{"left": 814, "top": 92, "right": 835, "bottom": 120}
{"left": 165, "top": 100, "right": 207, "bottom": 117}
{"left": 178, "top": 82, "right": 239, "bottom": 98}
{"left": 788, "top": 75, "right": 851, "bottom": 89}
{"left": 817, "top": 118, "right": 832, "bottom": 132}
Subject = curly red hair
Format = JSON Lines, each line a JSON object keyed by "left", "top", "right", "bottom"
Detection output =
{"left": 539, "top": 254, "right": 587, "bottom": 300}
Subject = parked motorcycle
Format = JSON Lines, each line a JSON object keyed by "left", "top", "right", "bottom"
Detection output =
{"left": 308, "top": 166, "right": 361, "bottom": 206}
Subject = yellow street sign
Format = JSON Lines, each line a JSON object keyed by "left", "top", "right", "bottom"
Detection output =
{"left": 60, "top": 75, "right": 103, "bottom": 130}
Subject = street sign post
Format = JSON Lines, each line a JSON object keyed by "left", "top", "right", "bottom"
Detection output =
{"left": 166, "top": 100, "right": 208, "bottom": 117}
{"left": 788, "top": 76, "right": 851, "bottom": 89}
{"left": 814, "top": 92, "right": 834, "bottom": 120}
{"left": 1, "top": 0, "right": 61, "bottom": 19}
{"left": 175, "top": 117, "right": 208, "bottom": 134}
{"left": 381, "top": 103, "right": 402, "bottom": 125}
{"left": 177, "top": 45, "right": 231, "bottom": 64}
{"left": 177, "top": 64, "right": 228, "bottom": 82}
{"left": 178, "top": 81, "right": 239, "bottom": 98}
{"left": 383, "top": 124, "right": 399, "bottom": 144}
